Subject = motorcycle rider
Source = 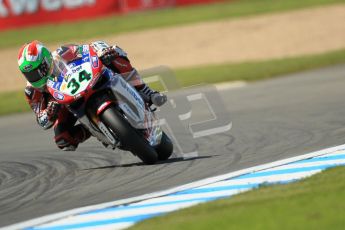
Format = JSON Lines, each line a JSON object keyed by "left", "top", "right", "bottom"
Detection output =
{"left": 18, "top": 40, "right": 167, "bottom": 151}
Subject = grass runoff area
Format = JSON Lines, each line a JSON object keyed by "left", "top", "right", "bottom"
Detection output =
{"left": 1, "top": 49, "right": 345, "bottom": 116}
{"left": 129, "top": 166, "right": 345, "bottom": 230}
{"left": 0, "top": 0, "right": 344, "bottom": 48}
{"left": 175, "top": 49, "right": 345, "bottom": 86}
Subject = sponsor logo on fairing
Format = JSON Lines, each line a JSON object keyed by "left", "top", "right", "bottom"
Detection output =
{"left": 119, "top": 79, "right": 143, "bottom": 109}
{"left": 64, "top": 73, "right": 71, "bottom": 82}
{"left": 47, "top": 80, "right": 54, "bottom": 87}
{"left": 82, "top": 45, "right": 89, "bottom": 55}
{"left": 72, "top": 65, "right": 82, "bottom": 73}
{"left": 60, "top": 83, "right": 67, "bottom": 91}
{"left": 53, "top": 82, "right": 62, "bottom": 90}
{"left": 98, "top": 121, "right": 116, "bottom": 144}
{"left": 91, "top": 55, "right": 99, "bottom": 68}
{"left": 68, "top": 63, "right": 76, "bottom": 68}
{"left": 53, "top": 91, "right": 64, "bottom": 100}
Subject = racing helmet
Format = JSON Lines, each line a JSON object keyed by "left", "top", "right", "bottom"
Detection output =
{"left": 18, "top": 41, "right": 53, "bottom": 88}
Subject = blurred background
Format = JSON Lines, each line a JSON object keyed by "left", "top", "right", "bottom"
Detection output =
{"left": 0, "top": 0, "right": 344, "bottom": 114}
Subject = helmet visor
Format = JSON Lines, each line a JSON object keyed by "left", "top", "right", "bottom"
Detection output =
{"left": 22, "top": 58, "right": 50, "bottom": 84}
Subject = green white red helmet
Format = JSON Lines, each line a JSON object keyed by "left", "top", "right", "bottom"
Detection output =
{"left": 18, "top": 41, "right": 53, "bottom": 88}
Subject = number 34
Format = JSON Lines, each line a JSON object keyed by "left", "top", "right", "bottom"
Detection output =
{"left": 67, "top": 70, "right": 91, "bottom": 94}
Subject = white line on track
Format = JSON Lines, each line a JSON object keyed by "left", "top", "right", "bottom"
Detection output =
{"left": 3, "top": 144, "right": 345, "bottom": 230}
{"left": 214, "top": 81, "right": 247, "bottom": 90}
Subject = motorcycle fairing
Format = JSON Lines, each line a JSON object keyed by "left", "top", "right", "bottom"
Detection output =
{"left": 46, "top": 45, "right": 163, "bottom": 147}
{"left": 47, "top": 45, "right": 102, "bottom": 104}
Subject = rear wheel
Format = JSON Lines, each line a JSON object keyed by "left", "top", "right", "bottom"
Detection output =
{"left": 100, "top": 106, "right": 158, "bottom": 164}
{"left": 155, "top": 132, "right": 173, "bottom": 161}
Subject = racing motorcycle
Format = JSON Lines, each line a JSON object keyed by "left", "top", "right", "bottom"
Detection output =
{"left": 46, "top": 45, "right": 173, "bottom": 164}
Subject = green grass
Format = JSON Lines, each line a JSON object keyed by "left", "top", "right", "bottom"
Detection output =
{"left": 175, "top": 49, "right": 345, "bottom": 86}
{"left": 0, "top": 0, "right": 343, "bottom": 49}
{"left": 129, "top": 166, "right": 345, "bottom": 230}
{"left": 2, "top": 49, "right": 345, "bottom": 116}
{"left": 0, "top": 91, "right": 29, "bottom": 116}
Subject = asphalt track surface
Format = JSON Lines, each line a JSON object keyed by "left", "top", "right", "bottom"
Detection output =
{"left": 1, "top": 64, "right": 345, "bottom": 227}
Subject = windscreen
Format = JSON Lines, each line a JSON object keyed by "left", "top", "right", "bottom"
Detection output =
{"left": 51, "top": 54, "right": 71, "bottom": 80}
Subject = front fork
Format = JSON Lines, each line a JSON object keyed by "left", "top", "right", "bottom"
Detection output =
{"left": 80, "top": 91, "right": 120, "bottom": 147}
{"left": 95, "top": 101, "right": 119, "bottom": 146}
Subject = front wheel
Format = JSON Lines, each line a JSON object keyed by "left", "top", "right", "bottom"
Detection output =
{"left": 155, "top": 132, "right": 173, "bottom": 161}
{"left": 100, "top": 106, "right": 158, "bottom": 164}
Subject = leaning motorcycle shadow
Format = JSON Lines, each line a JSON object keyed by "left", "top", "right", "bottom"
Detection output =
{"left": 85, "top": 155, "right": 218, "bottom": 169}
{"left": 123, "top": 155, "right": 218, "bottom": 167}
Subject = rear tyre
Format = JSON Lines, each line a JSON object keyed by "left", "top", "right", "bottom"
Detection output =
{"left": 155, "top": 132, "right": 173, "bottom": 161}
{"left": 100, "top": 106, "right": 158, "bottom": 164}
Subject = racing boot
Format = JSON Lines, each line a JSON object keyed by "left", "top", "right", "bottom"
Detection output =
{"left": 62, "top": 145, "right": 77, "bottom": 151}
{"left": 55, "top": 124, "right": 91, "bottom": 151}
{"left": 138, "top": 84, "right": 167, "bottom": 107}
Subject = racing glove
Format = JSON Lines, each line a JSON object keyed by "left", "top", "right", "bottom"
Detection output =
{"left": 37, "top": 101, "right": 60, "bottom": 130}
{"left": 46, "top": 101, "right": 60, "bottom": 120}
{"left": 91, "top": 41, "right": 114, "bottom": 66}
{"left": 99, "top": 47, "right": 118, "bottom": 66}
{"left": 92, "top": 41, "right": 129, "bottom": 66}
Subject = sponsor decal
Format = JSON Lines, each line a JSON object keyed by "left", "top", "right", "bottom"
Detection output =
{"left": 98, "top": 121, "right": 116, "bottom": 144}
{"left": 68, "top": 62, "right": 76, "bottom": 68}
{"left": 82, "top": 45, "right": 89, "bottom": 55}
{"left": 72, "top": 65, "right": 82, "bottom": 73}
{"left": 53, "top": 91, "right": 65, "bottom": 101}
{"left": 23, "top": 64, "right": 32, "bottom": 71}
{"left": 53, "top": 81, "right": 62, "bottom": 90}
{"left": 64, "top": 73, "right": 71, "bottom": 82}
{"left": 91, "top": 55, "right": 99, "bottom": 68}
{"left": 119, "top": 78, "right": 144, "bottom": 110}
{"left": 83, "top": 56, "right": 89, "bottom": 62}
{"left": 60, "top": 83, "right": 67, "bottom": 91}
{"left": 0, "top": 0, "right": 96, "bottom": 17}
{"left": 47, "top": 79, "right": 54, "bottom": 87}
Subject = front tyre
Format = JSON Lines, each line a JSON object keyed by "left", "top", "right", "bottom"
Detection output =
{"left": 100, "top": 106, "right": 158, "bottom": 165}
{"left": 155, "top": 132, "right": 173, "bottom": 161}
